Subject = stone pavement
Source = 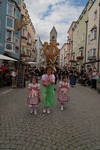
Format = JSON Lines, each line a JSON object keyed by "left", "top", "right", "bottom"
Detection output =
{"left": 0, "top": 87, "right": 14, "bottom": 97}
{"left": 0, "top": 84, "right": 100, "bottom": 150}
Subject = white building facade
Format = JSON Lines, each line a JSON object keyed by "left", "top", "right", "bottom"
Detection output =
{"left": 86, "top": 0, "right": 100, "bottom": 71}
{"left": 60, "top": 43, "right": 67, "bottom": 67}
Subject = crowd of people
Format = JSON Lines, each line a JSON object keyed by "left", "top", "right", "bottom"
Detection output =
{"left": 0, "top": 62, "right": 100, "bottom": 90}
{"left": 0, "top": 63, "right": 18, "bottom": 88}
{"left": 27, "top": 65, "right": 100, "bottom": 115}
{"left": 0, "top": 62, "right": 100, "bottom": 114}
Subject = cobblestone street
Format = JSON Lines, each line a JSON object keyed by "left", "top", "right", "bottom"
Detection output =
{"left": 0, "top": 84, "right": 100, "bottom": 150}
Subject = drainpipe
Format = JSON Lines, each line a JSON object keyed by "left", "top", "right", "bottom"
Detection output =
{"left": 97, "top": 3, "right": 100, "bottom": 71}
{"left": 85, "top": 20, "right": 88, "bottom": 66}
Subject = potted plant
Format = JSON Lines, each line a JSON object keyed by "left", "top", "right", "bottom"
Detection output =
{"left": 97, "top": 78, "right": 100, "bottom": 94}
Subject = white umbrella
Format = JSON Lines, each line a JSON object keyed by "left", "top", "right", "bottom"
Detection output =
{"left": 0, "top": 54, "right": 18, "bottom": 61}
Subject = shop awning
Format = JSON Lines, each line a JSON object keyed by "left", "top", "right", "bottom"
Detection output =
{"left": 0, "top": 54, "right": 18, "bottom": 61}
{"left": 25, "top": 62, "right": 37, "bottom": 65}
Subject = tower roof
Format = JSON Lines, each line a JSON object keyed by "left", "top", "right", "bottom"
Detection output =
{"left": 50, "top": 26, "right": 57, "bottom": 34}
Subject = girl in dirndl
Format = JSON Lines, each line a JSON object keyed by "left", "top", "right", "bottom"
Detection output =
{"left": 58, "top": 76, "right": 70, "bottom": 110}
{"left": 42, "top": 66, "right": 56, "bottom": 114}
{"left": 27, "top": 76, "right": 40, "bottom": 115}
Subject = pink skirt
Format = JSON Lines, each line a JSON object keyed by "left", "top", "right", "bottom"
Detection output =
{"left": 58, "top": 91, "right": 70, "bottom": 103}
{"left": 27, "top": 92, "right": 40, "bottom": 107}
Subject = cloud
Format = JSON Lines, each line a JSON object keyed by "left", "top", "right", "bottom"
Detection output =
{"left": 24, "top": 0, "right": 85, "bottom": 47}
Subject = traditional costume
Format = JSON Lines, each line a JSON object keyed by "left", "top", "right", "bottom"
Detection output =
{"left": 42, "top": 74, "right": 56, "bottom": 106}
{"left": 27, "top": 83, "right": 40, "bottom": 107}
{"left": 58, "top": 81, "right": 70, "bottom": 103}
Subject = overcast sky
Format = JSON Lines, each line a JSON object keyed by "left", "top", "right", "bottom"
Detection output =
{"left": 24, "top": 0, "right": 88, "bottom": 47}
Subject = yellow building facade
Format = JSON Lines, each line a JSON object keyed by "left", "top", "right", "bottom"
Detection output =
{"left": 20, "top": 0, "right": 36, "bottom": 63}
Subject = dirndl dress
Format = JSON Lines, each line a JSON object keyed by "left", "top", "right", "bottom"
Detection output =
{"left": 42, "top": 74, "right": 56, "bottom": 106}
{"left": 27, "top": 83, "right": 40, "bottom": 107}
{"left": 58, "top": 81, "right": 70, "bottom": 103}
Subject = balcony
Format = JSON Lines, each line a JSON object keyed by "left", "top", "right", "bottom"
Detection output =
{"left": 88, "top": 56, "right": 96, "bottom": 60}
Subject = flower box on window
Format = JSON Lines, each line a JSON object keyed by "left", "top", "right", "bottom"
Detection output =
{"left": 15, "top": 46, "right": 19, "bottom": 50}
{"left": 21, "top": 35, "right": 27, "bottom": 40}
{"left": 76, "top": 56, "right": 83, "bottom": 60}
{"left": 27, "top": 42, "right": 31, "bottom": 46}
{"left": 70, "top": 59, "right": 78, "bottom": 63}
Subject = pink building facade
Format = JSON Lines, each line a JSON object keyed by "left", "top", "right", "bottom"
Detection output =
{"left": 67, "top": 22, "right": 76, "bottom": 67}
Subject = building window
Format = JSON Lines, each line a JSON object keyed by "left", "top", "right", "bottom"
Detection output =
{"left": 61, "top": 54, "right": 63, "bottom": 60}
{"left": 22, "top": 29, "right": 27, "bottom": 37}
{"left": 28, "top": 37, "right": 31, "bottom": 44}
{"left": 18, "top": 0, "right": 21, "bottom": 8}
{"left": 82, "top": 33, "right": 84, "bottom": 41}
{"left": 5, "top": 43, "right": 14, "bottom": 51}
{"left": 52, "top": 36, "right": 55, "bottom": 41}
{"left": 0, "top": 0, "right": 1, "bottom": 7}
{"left": 94, "top": 10, "right": 97, "bottom": 20}
{"left": 21, "top": 46, "right": 27, "bottom": 55}
{"left": 91, "top": 28, "right": 97, "bottom": 40}
{"left": 73, "top": 55, "right": 75, "bottom": 60}
{"left": 88, "top": 50, "right": 92, "bottom": 57}
{"left": 93, "top": 49, "right": 96, "bottom": 56}
{"left": 6, "top": 17, "right": 14, "bottom": 29}
{"left": 6, "top": 30, "right": 13, "bottom": 42}
{"left": 88, "top": 49, "right": 96, "bottom": 57}
{"left": 81, "top": 51, "right": 83, "bottom": 56}
{"left": 7, "top": 2, "right": 14, "bottom": 17}
{"left": 94, "top": 29, "right": 97, "bottom": 39}
{"left": 0, "top": 20, "right": 1, "bottom": 32}
{"left": 15, "top": 38, "right": 19, "bottom": 46}
{"left": 14, "top": 8, "right": 16, "bottom": 18}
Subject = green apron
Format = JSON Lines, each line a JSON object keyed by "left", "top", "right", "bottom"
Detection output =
{"left": 42, "top": 85, "right": 56, "bottom": 106}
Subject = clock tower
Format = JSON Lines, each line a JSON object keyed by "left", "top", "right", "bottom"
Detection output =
{"left": 50, "top": 26, "right": 57, "bottom": 44}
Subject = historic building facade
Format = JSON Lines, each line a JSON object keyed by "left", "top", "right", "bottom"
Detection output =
{"left": 67, "top": 21, "right": 76, "bottom": 67}
{"left": 86, "top": 0, "right": 100, "bottom": 71}
{"left": 60, "top": 43, "right": 67, "bottom": 67}
{"left": 20, "top": 0, "right": 36, "bottom": 63}
{"left": 35, "top": 37, "right": 45, "bottom": 66}
{"left": 72, "top": 0, "right": 93, "bottom": 69}
{"left": 0, "top": 0, "right": 22, "bottom": 60}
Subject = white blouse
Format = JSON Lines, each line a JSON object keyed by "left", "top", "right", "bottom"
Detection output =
{"left": 42, "top": 74, "right": 55, "bottom": 83}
